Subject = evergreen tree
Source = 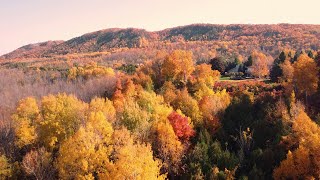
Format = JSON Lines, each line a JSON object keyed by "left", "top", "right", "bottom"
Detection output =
{"left": 245, "top": 55, "right": 253, "bottom": 67}
{"left": 270, "top": 51, "right": 286, "bottom": 82}
{"left": 210, "top": 57, "right": 226, "bottom": 74}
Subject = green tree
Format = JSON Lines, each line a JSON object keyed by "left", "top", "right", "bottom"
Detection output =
{"left": 210, "top": 57, "right": 226, "bottom": 74}
{"left": 245, "top": 55, "right": 253, "bottom": 67}
{"left": 270, "top": 51, "right": 286, "bottom": 82}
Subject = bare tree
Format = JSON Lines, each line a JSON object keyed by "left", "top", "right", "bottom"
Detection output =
{"left": 22, "top": 147, "right": 56, "bottom": 180}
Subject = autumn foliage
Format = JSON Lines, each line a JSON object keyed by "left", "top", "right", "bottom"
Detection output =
{"left": 1, "top": 48, "right": 320, "bottom": 180}
{"left": 274, "top": 111, "right": 320, "bottom": 179}
{"left": 167, "top": 111, "right": 195, "bottom": 141}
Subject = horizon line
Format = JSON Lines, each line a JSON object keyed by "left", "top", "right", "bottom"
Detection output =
{"left": 2, "top": 22, "right": 320, "bottom": 56}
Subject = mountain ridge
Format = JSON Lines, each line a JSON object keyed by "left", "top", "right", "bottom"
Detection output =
{"left": 2, "top": 23, "right": 320, "bottom": 59}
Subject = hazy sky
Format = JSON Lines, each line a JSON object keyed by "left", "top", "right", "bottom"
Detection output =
{"left": 1, "top": 0, "right": 319, "bottom": 55}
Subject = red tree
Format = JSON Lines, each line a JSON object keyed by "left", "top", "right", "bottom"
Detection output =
{"left": 167, "top": 112, "right": 195, "bottom": 141}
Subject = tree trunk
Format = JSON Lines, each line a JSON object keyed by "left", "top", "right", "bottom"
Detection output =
{"left": 305, "top": 91, "right": 308, "bottom": 107}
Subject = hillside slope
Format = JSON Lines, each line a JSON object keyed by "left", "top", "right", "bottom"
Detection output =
{"left": 2, "top": 41, "right": 64, "bottom": 59}
{"left": 2, "top": 24, "right": 320, "bottom": 59}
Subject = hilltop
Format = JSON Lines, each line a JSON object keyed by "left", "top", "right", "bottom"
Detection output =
{"left": 2, "top": 24, "right": 320, "bottom": 60}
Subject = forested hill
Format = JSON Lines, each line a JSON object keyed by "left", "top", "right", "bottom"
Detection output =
{"left": 2, "top": 24, "right": 320, "bottom": 59}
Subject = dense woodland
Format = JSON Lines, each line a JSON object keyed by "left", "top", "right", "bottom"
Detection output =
{"left": 1, "top": 25, "right": 320, "bottom": 179}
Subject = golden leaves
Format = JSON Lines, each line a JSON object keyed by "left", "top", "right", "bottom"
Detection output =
{"left": 12, "top": 97, "right": 39, "bottom": 148}
{"left": 293, "top": 54, "right": 319, "bottom": 96}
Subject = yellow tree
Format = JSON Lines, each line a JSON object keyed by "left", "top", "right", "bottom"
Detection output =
{"left": 293, "top": 54, "right": 319, "bottom": 98}
{"left": 0, "top": 155, "right": 11, "bottom": 179}
{"left": 101, "top": 128, "right": 165, "bottom": 180}
{"left": 171, "top": 88, "right": 203, "bottom": 126}
{"left": 135, "top": 88, "right": 173, "bottom": 124}
{"left": 274, "top": 111, "right": 320, "bottom": 179}
{"left": 193, "top": 64, "right": 220, "bottom": 87}
{"left": 120, "top": 98, "right": 150, "bottom": 136}
{"left": 133, "top": 71, "right": 154, "bottom": 91}
{"left": 38, "top": 93, "right": 87, "bottom": 149}
{"left": 136, "top": 89, "right": 165, "bottom": 114}
{"left": 135, "top": 50, "right": 168, "bottom": 89}
{"left": 191, "top": 64, "right": 220, "bottom": 100}
{"left": 280, "top": 58, "right": 294, "bottom": 95}
{"left": 12, "top": 97, "right": 39, "bottom": 148}
{"left": 87, "top": 112, "right": 114, "bottom": 144}
{"left": 193, "top": 82, "right": 215, "bottom": 101}
{"left": 89, "top": 97, "right": 116, "bottom": 123}
{"left": 67, "top": 62, "right": 115, "bottom": 80}
{"left": 107, "top": 143, "right": 165, "bottom": 180}
{"left": 56, "top": 112, "right": 113, "bottom": 179}
{"left": 250, "top": 51, "right": 269, "bottom": 78}
{"left": 152, "top": 120, "right": 184, "bottom": 175}
{"left": 292, "top": 111, "right": 320, "bottom": 173}
{"left": 198, "top": 89, "right": 231, "bottom": 133}
{"left": 273, "top": 147, "right": 312, "bottom": 179}
{"left": 160, "top": 81, "right": 178, "bottom": 104}
{"left": 162, "top": 50, "right": 195, "bottom": 85}
{"left": 123, "top": 78, "right": 136, "bottom": 97}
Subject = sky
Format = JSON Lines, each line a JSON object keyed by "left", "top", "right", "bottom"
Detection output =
{"left": 1, "top": 0, "right": 319, "bottom": 55}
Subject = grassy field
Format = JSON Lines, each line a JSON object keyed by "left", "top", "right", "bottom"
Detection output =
{"left": 219, "top": 76, "right": 231, "bottom": 81}
{"left": 219, "top": 76, "right": 272, "bottom": 83}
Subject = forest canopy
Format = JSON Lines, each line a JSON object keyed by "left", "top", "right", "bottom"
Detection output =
{"left": 1, "top": 45, "right": 320, "bottom": 179}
